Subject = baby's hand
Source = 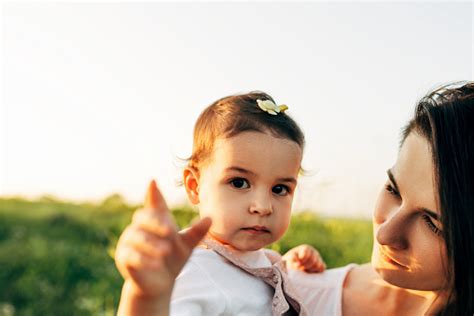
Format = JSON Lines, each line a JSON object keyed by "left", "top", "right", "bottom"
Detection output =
{"left": 114, "top": 180, "right": 211, "bottom": 315}
{"left": 282, "top": 244, "right": 326, "bottom": 273}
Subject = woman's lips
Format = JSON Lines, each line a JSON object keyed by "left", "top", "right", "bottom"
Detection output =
{"left": 241, "top": 226, "right": 270, "bottom": 234}
{"left": 379, "top": 248, "right": 409, "bottom": 270}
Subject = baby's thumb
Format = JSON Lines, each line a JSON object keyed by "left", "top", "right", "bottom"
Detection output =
{"left": 180, "top": 217, "right": 212, "bottom": 250}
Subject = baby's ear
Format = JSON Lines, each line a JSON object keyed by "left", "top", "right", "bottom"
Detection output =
{"left": 183, "top": 167, "right": 200, "bottom": 205}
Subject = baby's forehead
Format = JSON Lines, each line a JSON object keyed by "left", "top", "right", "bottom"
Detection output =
{"left": 214, "top": 133, "right": 301, "bottom": 156}
{"left": 208, "top": 132, "right": 302, "bottom": 175}
{"left": 214, "top": 131, "right": 301, "bottom": 150}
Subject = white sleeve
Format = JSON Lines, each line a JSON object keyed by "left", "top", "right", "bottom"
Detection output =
{"left": 288, "top": 264, "right": 356, "bottom": 316}
{"left": 170, "top": 260, "right": 228, "bottom": 316}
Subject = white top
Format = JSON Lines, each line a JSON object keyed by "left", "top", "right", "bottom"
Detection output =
{"left": 170, "top": 247, "right": 275, "bottom": 316}
{"left": 288, "top": 264, "right": 356, "bottom": 316}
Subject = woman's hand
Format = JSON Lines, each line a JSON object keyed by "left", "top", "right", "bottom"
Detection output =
{"left": 282, "top": 244, "right": 326, "bottom": 273}
{"left": 115, "top": 180, "right": 211, "bottom": 315}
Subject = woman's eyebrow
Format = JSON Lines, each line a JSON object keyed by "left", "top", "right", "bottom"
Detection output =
{"left": 386, "top": 169, "right": 440, "bottom": 220}
{"left": 386, "top": 169, "right": 400, "bottom": 192}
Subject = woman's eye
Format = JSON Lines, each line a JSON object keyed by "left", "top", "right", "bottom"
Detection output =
{"left": 230, "top": 178, "right": 250, "bottom": 189}
{"left": 385, "top": 183, "right": 400, "bottom": 198}
{"left": 422, "top": 214, "right": 443, "bottom": 237}
{"left": 272, "top": 185, "right": 289, "bottom": 196}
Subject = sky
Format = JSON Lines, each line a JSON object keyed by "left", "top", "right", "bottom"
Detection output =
{"left": 1, "top": 1, "right": 473, "bottom": 218}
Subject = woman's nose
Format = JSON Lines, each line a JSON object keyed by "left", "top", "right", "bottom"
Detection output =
{"left": 373, "top": 189, "right": 390, "bottom": 225}
{"left": 249, "top": 191, "right": 273, "bottom": 216}
{"left": 375, "top": 208, "right": 409, "bottom": 250}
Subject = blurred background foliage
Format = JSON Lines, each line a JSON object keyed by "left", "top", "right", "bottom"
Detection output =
{"left": 0, "top": 195, "right": 372, "bottom": 315}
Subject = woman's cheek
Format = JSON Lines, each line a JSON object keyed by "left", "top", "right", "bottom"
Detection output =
{"left": 411, "top": 230, "right": 450, "bottom": 290}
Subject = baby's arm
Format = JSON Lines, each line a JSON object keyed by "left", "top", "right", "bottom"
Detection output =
{"left": 282, "top": 244, "right": 326, "bottom": 273}
{"left": 114, "top": 180, "right": 211, "bottom": 316}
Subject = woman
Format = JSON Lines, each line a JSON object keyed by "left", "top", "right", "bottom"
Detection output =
{"left": 115, "top": 81, "right": 473, "bottom": 315}
{"left": 291, "top": 81, "right": 473, "bottom": 315}
{"left": 366, "top": 81, "right": 473, "bottom": 314}
{"left": 350, "top": 81, "right": 473, "bottom": 315}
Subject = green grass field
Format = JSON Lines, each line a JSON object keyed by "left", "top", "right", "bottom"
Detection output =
{"left": 0, "top": 195, "right": 372, "bottom": 315}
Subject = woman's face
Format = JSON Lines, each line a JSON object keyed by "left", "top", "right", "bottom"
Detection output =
{"left": 371, "top": 132, "right": 449, "bottom": 291}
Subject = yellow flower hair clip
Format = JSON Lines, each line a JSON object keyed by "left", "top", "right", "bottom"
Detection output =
{"left": 256, "top": 99, "right": 289, "bottom": 115}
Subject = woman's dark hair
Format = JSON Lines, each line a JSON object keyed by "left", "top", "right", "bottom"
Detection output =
{"left": 188, "top": 91, "right": 305, "bottom": 169}
{"left": 402, "top": 81, "right": 474, "bottom": 315}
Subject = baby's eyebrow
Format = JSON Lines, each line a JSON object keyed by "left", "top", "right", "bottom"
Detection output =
{"left": 224, "top": 166, "right": 297, "bottom": 184}
{"left": 225, "top": 166, "right": 256, "bottom": 176}
{"left": 277, "top": 177, "right": 297, "bottom": 185}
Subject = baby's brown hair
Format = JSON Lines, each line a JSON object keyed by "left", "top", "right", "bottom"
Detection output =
{"left": 188, "top": 91, "right": 305, "bottom": 170}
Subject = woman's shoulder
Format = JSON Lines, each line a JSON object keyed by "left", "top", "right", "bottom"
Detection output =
{"left": 342, "top": 263, "right": 378, "bottom": 292}
{"left": 288, "top": 263, "right": 357, "bottom": 289}
{"left": 288, "top": 263, "right": 358, "bottom": 316}
{"left": 341, "top": 263, "right": 393, "bottom": 315}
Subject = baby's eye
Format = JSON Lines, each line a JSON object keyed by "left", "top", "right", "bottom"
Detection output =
{"left": 230, "top": 178, "right": 250, "bottom": 189}
{"left": 272, "top": 185, "right": 289, "bottom": 196}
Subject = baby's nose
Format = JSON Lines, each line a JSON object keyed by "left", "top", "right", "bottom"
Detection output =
{"left": 249, "top": 193, "right": 273, "bottom": 216}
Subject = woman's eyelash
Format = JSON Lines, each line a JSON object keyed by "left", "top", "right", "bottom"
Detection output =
{"left": 385, "top": 183, "right": 400, "bottom": 197}
{"left": 383, "top": 179, "right": 442, "bottom": 237}
{"left": 422, "top": 214, "right": 442, "bottom": 236}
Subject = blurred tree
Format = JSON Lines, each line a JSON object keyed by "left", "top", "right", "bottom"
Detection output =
{"left": 100, "top": 194, "right": 128, "bottom": 212}
{"left": 0, "top": 197, "right": 372, "bottom": 315}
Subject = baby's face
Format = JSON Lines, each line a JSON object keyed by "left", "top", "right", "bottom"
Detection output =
{"left": 192, "top": 131, "right": 302, "bottom": 251}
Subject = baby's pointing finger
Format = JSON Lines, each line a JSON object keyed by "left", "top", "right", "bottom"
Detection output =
{"left": 124, "top": 227, "right": 172, "bottom": 258}
{"left": 132, "top": 209, "right": 176, "bottom": 237}
{"left": 124, "top": 249, "right": 164, "bottom": 271}
{"left": 144, "top": 180, "right": 169, "bottom": 215}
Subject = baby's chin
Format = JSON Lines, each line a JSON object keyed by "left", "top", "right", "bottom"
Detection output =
{"left": 208, "top": 230, "right": 276, "bottom": 251}
{"left": 235, "top": 244, "right": 266, "bottom": 251}
{"left": 231, "top": 237, "right": 275, "bottom": 252}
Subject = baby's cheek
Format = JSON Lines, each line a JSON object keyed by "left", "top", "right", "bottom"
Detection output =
{"left": 275, "top": 216, "right": 291, "bottom": 239}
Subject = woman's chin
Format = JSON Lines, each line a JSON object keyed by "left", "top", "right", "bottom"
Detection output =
{"left": 371, "top": 252, "right": 415, "bottom": 289}
{"left": 372, "top": 258, "right": 441, "bottom": 291}
{"left": 374, "top": 266, "right": 409, "bottom": 287}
